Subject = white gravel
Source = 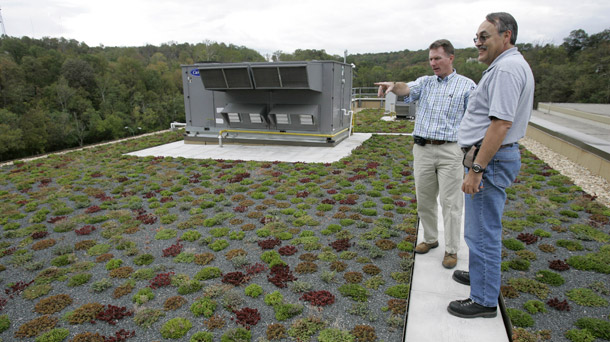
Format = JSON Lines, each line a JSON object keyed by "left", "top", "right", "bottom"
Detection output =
{"left": 520, "top": 136, "right": 610, "bottom": 208}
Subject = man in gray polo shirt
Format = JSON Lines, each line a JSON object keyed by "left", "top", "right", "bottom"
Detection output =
{"left": 447, "top": 12, "right": 534, "bottom": 319}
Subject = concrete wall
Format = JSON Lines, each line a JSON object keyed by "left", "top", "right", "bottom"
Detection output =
{"left": 538, "top": 103, "right": 610, "bottom": 125}
{"left": 352, "top": 99, "right": 384, "bottom": 109}
{"left": 526, "top": 125, "right": 610, "bottom": 182}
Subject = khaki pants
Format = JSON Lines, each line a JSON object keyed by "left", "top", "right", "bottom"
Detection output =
{"left": 413, "top": 142, "right": 464, "bottom": 254}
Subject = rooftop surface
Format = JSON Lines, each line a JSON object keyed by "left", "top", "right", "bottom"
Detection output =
{"left": 126, "top": 103, "right": 610, "bottom": 341}
{"left": 532, "top": 103, "right": 610, "bottom": 158}
{"left": 127, "top": 132, "right": 511, "bottom": 342}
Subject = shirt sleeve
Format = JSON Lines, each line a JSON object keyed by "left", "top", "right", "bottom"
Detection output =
{"left": 406, "top": 76, "right": 427, "bottom": 102}
{"left": 487, "top": 70, "right": 524, "bottom": 122}
{"left": 463, "top": 81, "right": 476, "bottom": 112}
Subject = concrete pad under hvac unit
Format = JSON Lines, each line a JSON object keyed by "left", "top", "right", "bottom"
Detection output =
{"left": 126, "top": 133, "right": 372, "bottom": 163}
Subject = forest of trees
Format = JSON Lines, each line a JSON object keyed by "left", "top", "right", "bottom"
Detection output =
{"left": 0, "top": 28, "right": 608, "bottom": 161}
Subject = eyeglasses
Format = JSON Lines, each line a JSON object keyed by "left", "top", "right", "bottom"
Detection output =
{"left": 473, "top": 34, "right": 491, "bottom": 44}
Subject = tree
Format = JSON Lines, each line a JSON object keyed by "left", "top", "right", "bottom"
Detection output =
{"left": 0, "top": 36, "right": 28, "bottom": 63}
{"left": 19, "top": 106, "right": 48, "bottom": 155}
{"left": 0, "top": 109, "right": 23, "bottom": 161}
{"left": 586, "top": 29, "right": 610, "bottom": 48}
{"left": 67, "top": 94, "right": 95, "bottom": 146}
{"left": 45, "top": 110, "right": 76, "bottom": 151}
{"left": 194, "top": 40, "right": 219, "bottom": 62}
{"left": 54, "top": 77, "right": 77, "bottom": 113}
{"left": 61, "top": 58, "right": 96, "bottom": 92}
{"left": 563, "top": 29, "right": 589, "bottom": 56}
{"left": 0, "top": 55, "right": 28, "bottom": 112}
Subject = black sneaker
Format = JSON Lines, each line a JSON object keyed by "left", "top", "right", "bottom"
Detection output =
{"left": 452, "top": 270, "right": 470, "bottom": 285}
{"left": 447, "top": 298, "right": 497, "bottom": 318}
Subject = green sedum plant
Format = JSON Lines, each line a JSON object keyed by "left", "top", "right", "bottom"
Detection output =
{"left": 160, "top": 317, "right": 192, "bottom": 339}
{"left": 190, "top": 297, "right": 217, "bottom": 318}
{"left": 35, "top": 327, "right": 70, "bottom": 342}
{"left": 0, "top": 314, "right": 9, "bottom": 333}
{"left": 506, "top": 308, "right": 534, "bottom": 328}
{"left": 564, "top": 329, "right": 596, "bottom": 342}
{"left": 574, "top": 318, "right": 610, "bottom": 340}
{"left": 221, "top": 327, "right": 252, "bottom": 342}
{"left": 523, "top": 300, "right": 547, "bottom": 314}
{"left": 133, "top": 287, "right": 155, "bottom": 304}
{"left": 566, "top": 288, "right": 609, "bottom": 307}
{"left": 190, "top": 331, "right": 214, "bottom": 342}
{"left": 318, "top": 328, "right": 355, "bottom": 342}
{"left": 245, "top": 284, "right": 263, "bottom": 298}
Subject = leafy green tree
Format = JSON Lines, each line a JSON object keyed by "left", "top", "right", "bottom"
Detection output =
{"left": 0, "top": 55, "right": 29, "bottom": 112}
{"left": 45, "top": 110, "right": 76, "bottom": 151}
{"left": 1, "top": 36, "right": 28, "bottom": 63}
{"left": 53, "top": 77, "right": 77, "bottom": 113}
{"left": 0, "top": 109, "right": 23, "bottom": 159}
{"left": 19, "top": 106, "right": 48, "bottom": 155}
{"left": 563, "top": 29, "right": 589, "bottom": 56}
{"left": 61, "top": 58, "right": 96, "bottom": 93}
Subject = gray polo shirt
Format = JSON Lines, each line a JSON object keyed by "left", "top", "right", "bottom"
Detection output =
{"left": 458, "top": 47, "right": 534, "bottom": 147}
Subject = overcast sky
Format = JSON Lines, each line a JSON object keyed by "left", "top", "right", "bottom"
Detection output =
{"left": 2, "top": 0, "right": 609, "bottom": 56}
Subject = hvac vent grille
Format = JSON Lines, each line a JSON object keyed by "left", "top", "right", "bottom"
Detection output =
{"left": 280, "top": 66, "right": 309, "bottom": 88}
{"left": 252, "top": 68, "right": 281, "bottom": 88}
{"left": 199, "top": 69, "right": 226, "bottom": 89}
{"left": 227, "top": 113, "right": 241, "bottom": 123}
{"left": 275, "top": 114, "right": 290, "bottom": 125}
{"left": 249, "top": 113, "right": 263, "bottom": 124}
{"left": 224, "top": 68, "right": 252, "bottom": 88}
{"left": 299, "top": 115, "right": 314, "bottom": 125}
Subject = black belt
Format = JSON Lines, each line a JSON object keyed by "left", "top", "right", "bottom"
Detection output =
{"left": 424, "top": 139, "right": 454, "bottom": 145}
{"left": 461, "top": 143, "right": 515, "bottom": 153}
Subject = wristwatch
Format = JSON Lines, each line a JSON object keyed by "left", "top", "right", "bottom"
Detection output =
{"left": 472, "top": 163, "right": 485, "bottom": 173}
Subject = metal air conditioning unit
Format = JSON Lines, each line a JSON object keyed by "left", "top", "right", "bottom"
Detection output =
{"left": 384, "top": 93, "right": 417, "bottom": 120}
{"left": 181, "top": 61, "right": 353, "bottom": 146}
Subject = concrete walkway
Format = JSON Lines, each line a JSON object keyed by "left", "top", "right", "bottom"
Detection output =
{"left": 404, "top": 204, "right": 509, "bottom": 342}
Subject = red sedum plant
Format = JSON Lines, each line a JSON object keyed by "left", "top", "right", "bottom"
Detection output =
{"left": 300, "top": 290, "right": 336, "bottom": 307}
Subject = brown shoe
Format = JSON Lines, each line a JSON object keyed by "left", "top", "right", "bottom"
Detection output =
{"left": 414, "top": 241, "right": 439, "bottom": 254}
{"left": 443, "top": 252, "right": 457, "bottom": 269}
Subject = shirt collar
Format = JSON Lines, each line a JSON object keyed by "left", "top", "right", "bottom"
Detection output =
{"left": 484, "top": 47, "right": 519, "bottom": 74}
{"left": 437, "top": 69, "right": 457, "bottom": 82}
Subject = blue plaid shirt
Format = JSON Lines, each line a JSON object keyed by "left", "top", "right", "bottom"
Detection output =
{"left": 407, "top": 70, "right": 475, "bottom": 141}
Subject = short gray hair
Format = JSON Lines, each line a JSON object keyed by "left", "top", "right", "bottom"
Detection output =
{"left": 486, "top": 12, "right": 518, "bottom": 45}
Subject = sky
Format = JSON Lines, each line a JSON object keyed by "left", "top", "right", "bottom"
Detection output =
{"left": 2, "top": 0, "right": 609, "bottom": 57}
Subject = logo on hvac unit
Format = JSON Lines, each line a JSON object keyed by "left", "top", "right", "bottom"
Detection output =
{"left": 190, "top": 69, "right": 200, "bottom": 77}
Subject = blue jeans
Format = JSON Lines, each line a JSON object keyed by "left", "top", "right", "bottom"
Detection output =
{"left": 464, "top": 144, "right": 521, "bottom": 307}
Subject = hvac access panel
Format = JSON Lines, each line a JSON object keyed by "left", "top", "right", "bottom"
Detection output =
{"left": 181, "top": 61, "right": 352, "bottom": 146}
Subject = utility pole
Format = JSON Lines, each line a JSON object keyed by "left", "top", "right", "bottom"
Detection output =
{"left": 0, "top": 6, "right": 6, "bottom": 36}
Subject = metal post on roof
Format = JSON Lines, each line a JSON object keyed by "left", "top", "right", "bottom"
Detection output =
{"left": 0, "top": 6, "right": 6, "bottom": 36}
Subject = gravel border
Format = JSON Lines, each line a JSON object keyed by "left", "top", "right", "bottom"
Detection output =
{"left": 520, "top": 136, "right": 610, "bottom": 208}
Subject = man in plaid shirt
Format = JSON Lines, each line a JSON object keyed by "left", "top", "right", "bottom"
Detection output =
{"left": 376, "top": 39, "right": 475, "bottom": 269}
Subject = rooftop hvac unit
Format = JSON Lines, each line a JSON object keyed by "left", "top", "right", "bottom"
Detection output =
{"left": 384, "top": 93, "right": 417, "bottom": 120}
{"left": 181, "top": 61, "right": 353, "bottom": 146}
